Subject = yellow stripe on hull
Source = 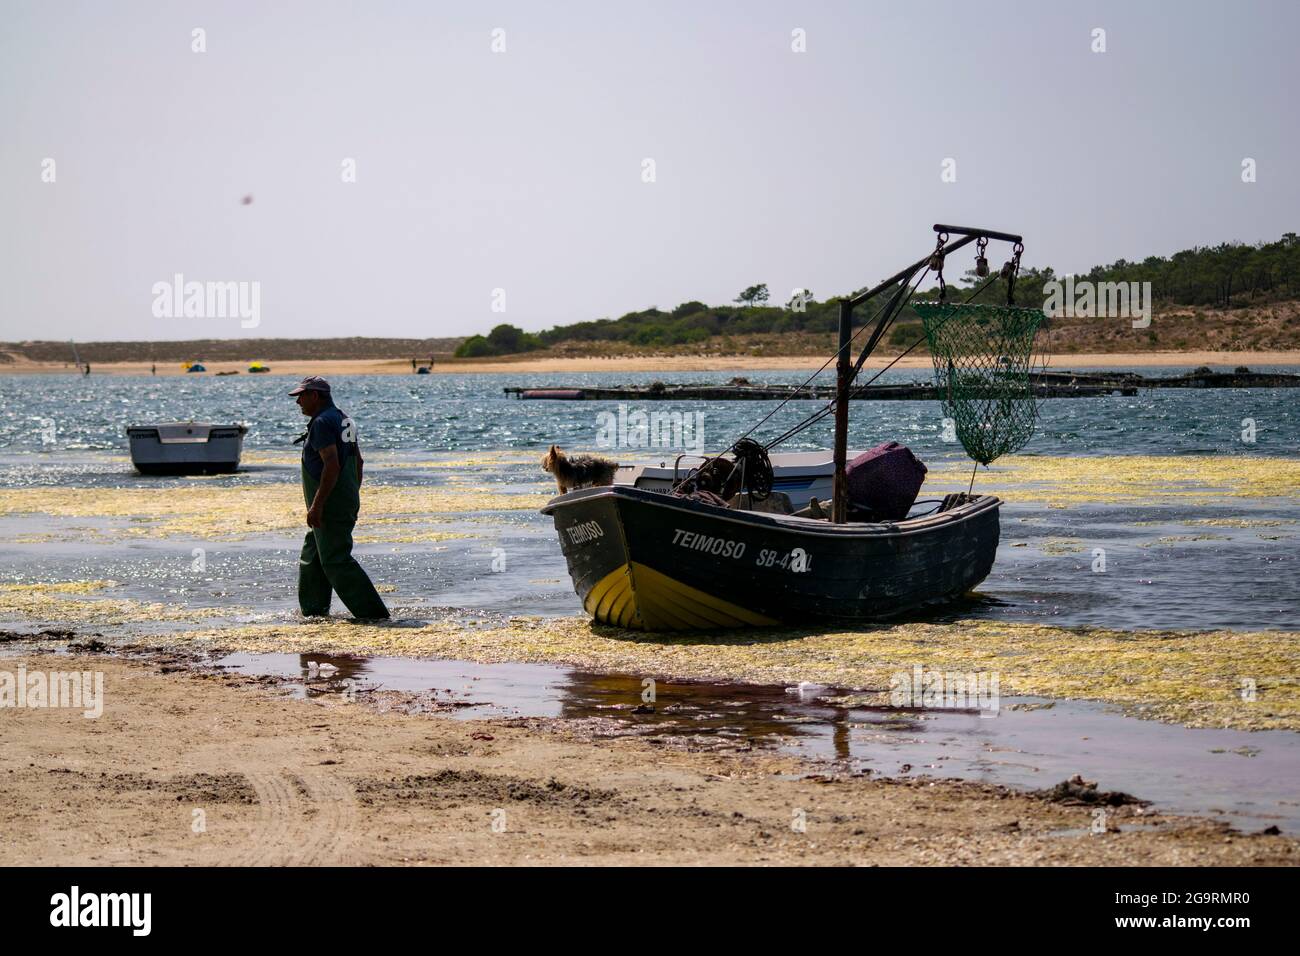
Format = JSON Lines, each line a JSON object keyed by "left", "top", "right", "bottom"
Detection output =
{"left": 583, "top": 561, "right": 778, "bottom": 631}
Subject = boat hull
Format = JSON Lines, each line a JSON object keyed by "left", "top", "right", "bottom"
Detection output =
{"left": 126, "top": 423, "right": 247, "bottom": 475}
{"left": 543, "top": 486, "right": 1000, "bottom": 630}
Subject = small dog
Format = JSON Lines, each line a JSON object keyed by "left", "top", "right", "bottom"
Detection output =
{"left": 541, "top": 445, "right": 619, "bottom": 494}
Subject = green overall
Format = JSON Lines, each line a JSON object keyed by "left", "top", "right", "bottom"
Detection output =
{"left": 298, "top": 455, "right": 390, "bottom": 619}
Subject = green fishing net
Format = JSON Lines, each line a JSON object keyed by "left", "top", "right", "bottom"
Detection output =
{"left": 912, "top": 302, "right": 1045, "bottom": 465}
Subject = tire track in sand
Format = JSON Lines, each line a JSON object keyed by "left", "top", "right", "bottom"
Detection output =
{"left": 222, "top": 771, "right": 358, "bottom": 866}
{"left": 281, "top": 771, "right": 361, "bottom": 865}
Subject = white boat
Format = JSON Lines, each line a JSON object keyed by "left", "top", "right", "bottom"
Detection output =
{"left": 614, "top": 451, "right": 854, "bottom": 511}
{"left": 126, "top": 422, "right": 248, "bottom": 475}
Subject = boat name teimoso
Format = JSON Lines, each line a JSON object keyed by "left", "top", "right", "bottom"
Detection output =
{"left": 672, "top": 529, "right": 746, "bottom": 559}
{"left": 565, "top": 520, "right": 605, "bottom": 545}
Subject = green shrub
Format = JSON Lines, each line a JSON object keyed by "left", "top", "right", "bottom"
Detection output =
{"left": 454, "top": 335, "right": 497, "bottom": 358}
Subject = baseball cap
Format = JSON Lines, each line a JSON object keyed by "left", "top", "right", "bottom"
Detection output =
{"left": 288, "top": 376, "right": 331, "bottom": 396}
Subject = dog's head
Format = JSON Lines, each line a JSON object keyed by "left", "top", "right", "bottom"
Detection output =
{"left": 541, "top": 444, "right": 562, "bottom": 475}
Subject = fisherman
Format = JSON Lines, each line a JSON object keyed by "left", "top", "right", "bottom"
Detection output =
{"left": 289, "top": 376, "right": 390, "bottom": 620}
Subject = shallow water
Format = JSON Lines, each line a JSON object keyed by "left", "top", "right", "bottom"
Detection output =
{"left": 2, "top": 368, "right": 1298, "bottom": 466}
{"left": 4, "top": 371, "right": 1298, "bottom": 633}
{"left": 214, "top": 649, "right": 1300, "bottom": 833}
{"left": 1, "top": 459, "right": 1295, "bottom": 631}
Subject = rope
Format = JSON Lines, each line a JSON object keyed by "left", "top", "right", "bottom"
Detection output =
{"left": 763, "top": 266, "right": 934, "bottom": 449}
{"left": 764, "top": 269, "right": 1001, "bottom": 450}
{"left": 731, "top": 438, "right": 773, "bottom": 500}
{"left": 732, "top": 271, "right": 920, "bottom": 446}
{"left": 669, "top": 270, "right": 921, "bottom": 494}
{"left": 668, "top": 235, "right": 1024, "bottom": 498}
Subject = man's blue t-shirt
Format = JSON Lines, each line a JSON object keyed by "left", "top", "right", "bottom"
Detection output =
{"left": 302, "top": 404, "right": 357, "bottom": 481}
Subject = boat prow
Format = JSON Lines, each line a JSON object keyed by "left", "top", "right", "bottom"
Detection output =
{"left": 543, "top": 485, "right": 1000, "bottom": 630}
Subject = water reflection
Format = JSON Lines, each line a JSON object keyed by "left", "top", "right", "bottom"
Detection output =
{"left": 214, "top": 651, "right": 1300, "bottom": 833}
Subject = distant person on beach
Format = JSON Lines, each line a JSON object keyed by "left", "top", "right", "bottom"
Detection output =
{"left": 83, "top": 363, "right": 90, "bottom": 375}
{"left": 151, "top": 363, "right": 156, "bottom": 375}
{"left": 411, "top": 359, "right": 416, "bottom": 371}
{"left": 290, "top": 377, "right": 390, "bottom": 620}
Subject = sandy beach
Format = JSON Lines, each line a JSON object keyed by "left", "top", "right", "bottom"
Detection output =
{"left": 4, "top": 350, "right": 1300, "bottom": 377}
{"left": 2, "top": 648, "right": 1294, "bottom": 866}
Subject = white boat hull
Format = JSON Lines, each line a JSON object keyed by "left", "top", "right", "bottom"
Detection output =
{"left": 614, "top": 451, "right": 853, "bottom": 511}
{"left": 126, "top": 423, "right": 248, "bottom": 475}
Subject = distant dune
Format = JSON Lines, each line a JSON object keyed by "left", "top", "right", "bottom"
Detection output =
{"left": 3, "top": 300, "right": 1298, "bottom": 371}
{"left": 0, "top": 337, "right": 465, "bottom": 365}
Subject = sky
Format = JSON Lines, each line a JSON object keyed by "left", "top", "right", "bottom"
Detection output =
{"left": 1, "top": 0, "right": 1296, "bottom": 343}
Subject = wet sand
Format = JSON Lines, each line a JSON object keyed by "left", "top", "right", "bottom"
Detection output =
{"left": 2, "top": 650, "right": 1293, "bottom": 866}
{"left": 4, "top": 350, "right": 1300, "bottom": 376}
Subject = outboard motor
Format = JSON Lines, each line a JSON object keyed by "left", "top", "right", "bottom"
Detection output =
{"left": 844, "top": 441, "right": 928, "bottom": 521}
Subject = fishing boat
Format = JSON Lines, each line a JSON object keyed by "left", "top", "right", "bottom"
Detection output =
{"left": 542, "top": 485, "right": 999, "bottom": 628}
{"left": 543, "top": 224, "right": 1042, "bottom": 630}
{"left": 125, "top": 422, "right": 248, "bottom": 475}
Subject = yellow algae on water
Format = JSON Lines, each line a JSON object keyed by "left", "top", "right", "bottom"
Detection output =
{"left": 0, "top": 485, "right": 302, "bottom": 538}
{"left": 1039, "top": 538, "right": 1085, "bottom": 555}
{"left": 0, "top": 582, "right": 228, "bottom": 625}
{"left": 1181, "top": 517, "right": 1293, "bottom": 528}
{"left": 1, "top": 580, "right": 117, "bottom": 595}
{"left": 353, "top": 530, "right": 468, "bottom": 544}
{"left": 6, "top": 455, "right": 1291, "bottom": 544}
{"left": 926, "top": 455, "right": 1300, "bottom": 506}
{"left": 1139, "top": 534, "right": 1232, "bottom": 547}
{"left": 137, "top": 614, "right": 1300, "bottom": 732}
{"left": 237, "top": 451, "right": 301, "bottom": 466}
{"left": 4, "top": 579, "right": 1297, "bottom": 731}
{"left": 402, "top": 453, "right": 540, "bottom": 469}
{"left": 0, "top": 485, "right": 548, "bottom": 542}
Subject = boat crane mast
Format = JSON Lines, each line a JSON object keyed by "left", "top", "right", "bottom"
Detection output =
{"left": 831, "top": 225, "right": 1023, "bottom": 522}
